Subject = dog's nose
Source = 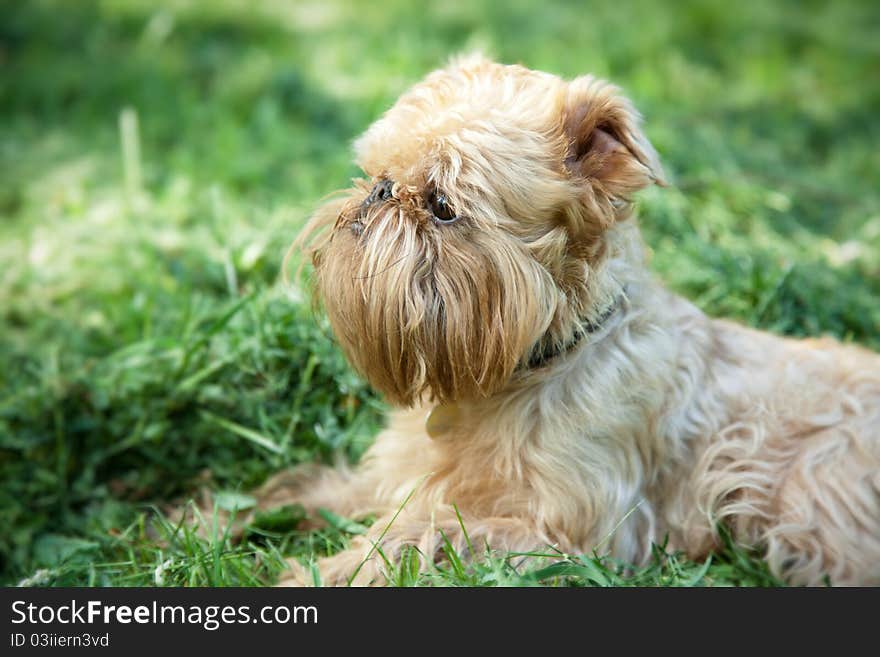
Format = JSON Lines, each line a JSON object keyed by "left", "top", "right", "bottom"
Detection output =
{"left": 364, "top": 178, "right": 394, "bottom": 206}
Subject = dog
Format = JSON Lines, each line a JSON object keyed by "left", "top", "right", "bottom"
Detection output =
{"left": 256, "top": 55, "right": 880, "bottom": 586}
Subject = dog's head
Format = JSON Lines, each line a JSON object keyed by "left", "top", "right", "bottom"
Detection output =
{"left": 298, "top": 56, "right": 664, "bottom": 406}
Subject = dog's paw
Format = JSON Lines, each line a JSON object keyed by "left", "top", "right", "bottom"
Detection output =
{"left": 162, "top": 489, "right": 254, "bottom": 541}
{"left": 275, "top": 559, "right": 314, "bottom": 587}
{"left": 275, "top": 545, "right": 390, "bottom": 587}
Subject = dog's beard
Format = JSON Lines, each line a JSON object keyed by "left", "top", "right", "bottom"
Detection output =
{"left": 311, "top": 199, "right": 558, "bottom": 407}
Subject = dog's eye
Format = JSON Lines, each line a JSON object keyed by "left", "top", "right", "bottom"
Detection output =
{"left": 428, "top": 191, "right": 458, "bottom": 224}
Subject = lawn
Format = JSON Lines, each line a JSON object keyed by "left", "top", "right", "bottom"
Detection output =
{"left": 1, "top": 0, "right": 878, "bottom": 586}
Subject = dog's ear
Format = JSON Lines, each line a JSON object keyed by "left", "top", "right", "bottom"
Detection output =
{"left": 562, "top": 76, "right": 666, "bottom": 199}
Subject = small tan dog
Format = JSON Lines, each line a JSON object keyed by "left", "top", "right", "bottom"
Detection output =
{"left": 265, "top": 55, "right": 880, "bottom": 586}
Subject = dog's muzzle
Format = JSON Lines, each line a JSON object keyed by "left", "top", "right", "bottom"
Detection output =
{"left": 351, "top": 178, "right": 395, "bottom": 236}
{"left": 363, "top": 179, "right": 394, "bottom": 208}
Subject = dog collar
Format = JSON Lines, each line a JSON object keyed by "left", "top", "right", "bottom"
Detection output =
{"left": 524, "top": 289, "right": 626, "bottom": 371}
{"left": 426, "top": 402, "right": 460, "bottom": 441}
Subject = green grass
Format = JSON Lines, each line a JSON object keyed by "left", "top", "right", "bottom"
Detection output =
{"left": 1, "top": 0, "right": 878, "bottom": 587}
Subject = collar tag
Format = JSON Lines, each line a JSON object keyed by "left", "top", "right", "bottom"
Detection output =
{"left": 425, "top": 403, "right": 460, "bottom": 440}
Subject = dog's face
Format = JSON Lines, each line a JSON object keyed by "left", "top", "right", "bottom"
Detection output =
{"left": 299, "top": 56, "right": 664, "bottom": 406}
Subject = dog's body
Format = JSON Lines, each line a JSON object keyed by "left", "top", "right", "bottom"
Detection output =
{"left": 269, "top": 56, "right": 880, "bottom": 586}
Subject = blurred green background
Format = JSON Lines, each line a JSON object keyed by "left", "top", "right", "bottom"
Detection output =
{"left": 1, "top": 0, "right": 878, "bottom": 586}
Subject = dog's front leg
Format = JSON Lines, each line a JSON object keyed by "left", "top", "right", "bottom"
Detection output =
{"left": 277, "top": 506, "right": 548, "bottom": 586}
{"left": 173, "top": 462, "right": 379, "bottom": 539}
{"left": 248, "top": 462, "right": 377, "bottom": 521}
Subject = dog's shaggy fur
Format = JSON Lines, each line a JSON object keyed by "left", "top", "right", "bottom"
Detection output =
{"left": 265, "top": 56, "right": 880, "bottom": 586}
